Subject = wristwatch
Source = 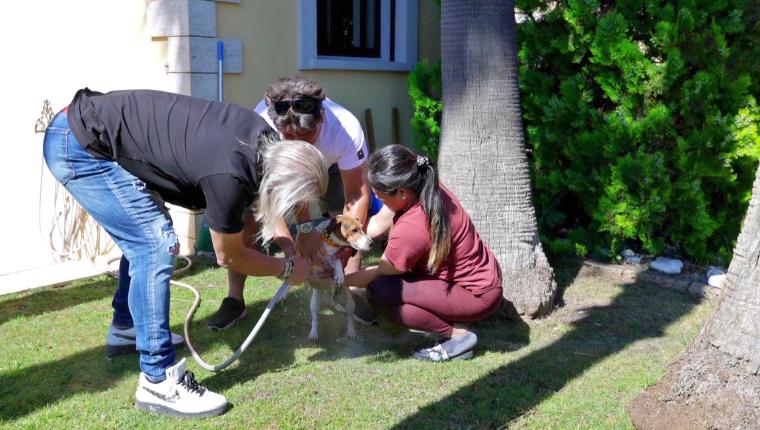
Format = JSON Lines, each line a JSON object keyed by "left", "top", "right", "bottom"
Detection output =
{"left": 297, "top": 222, "right": 313, "bottom": 235}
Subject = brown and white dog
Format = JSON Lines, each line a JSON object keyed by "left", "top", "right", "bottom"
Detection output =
{"left": 295, "top": 215, "right": 373, "bottom": 340}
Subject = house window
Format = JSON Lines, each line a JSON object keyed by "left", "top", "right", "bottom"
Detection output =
{"left": 299, "top": 0, "right": 418, "bottom": 71}
{"left": 317, "top": 0, "right": 381, "bottom": 58}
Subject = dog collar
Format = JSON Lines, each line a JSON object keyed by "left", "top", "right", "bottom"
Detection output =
{"left": 321, "top": 231, "right": 345, "bottom": 249}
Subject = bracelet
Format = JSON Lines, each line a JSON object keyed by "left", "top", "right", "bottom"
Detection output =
{"left": 278, "top": 256, "right": 294, "bottom": 281}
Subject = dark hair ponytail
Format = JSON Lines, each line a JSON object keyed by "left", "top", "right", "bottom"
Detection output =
{"left": 367, "top": 145, "right": 451, "bottom": 273}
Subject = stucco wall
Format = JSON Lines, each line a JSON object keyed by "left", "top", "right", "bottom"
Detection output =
{"left": 217, "top": 0, "right": 441, "bottom": 149}
{"left": 0, "top": 0, "right": 441, "bottom": 282}
{"left": 0, "top": 1, "right": 168, "bottom": 276}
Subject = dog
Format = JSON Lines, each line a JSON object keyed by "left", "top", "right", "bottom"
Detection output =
{"left": 296, "top": 215, "right": 372, "bottom": 340}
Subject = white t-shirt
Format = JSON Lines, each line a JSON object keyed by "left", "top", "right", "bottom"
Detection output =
{"left": 254, "top": 98, "right": 368, "bottom": 171}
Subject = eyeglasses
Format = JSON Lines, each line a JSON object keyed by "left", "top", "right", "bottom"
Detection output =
{"left": 272, "top": 97, "right": 320, "bottom": 116}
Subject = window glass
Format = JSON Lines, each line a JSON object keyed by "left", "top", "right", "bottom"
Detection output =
{"left": 317, "top": 0, "right": 381, "bottom": 58}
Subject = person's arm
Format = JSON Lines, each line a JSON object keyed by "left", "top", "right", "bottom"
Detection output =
{"left": 210, "top": 228, "right": 308, "bottom": 285}
{"left": 201, "top": 174, "right": 310, "bottom": 284}
{"left": 344, "top": 256, "right": 405, "bottom": 288}
{"left": 341, "top": 165, "right": 370, "bottom": 225}
{"left": 367, "top": 204, "right": 395, "bottom": 241}
{"left": 294, "top": 204, "right": 325, "bottom": 265}
{"left": 329, "top": 165, "right": 371, "bottom": 263}
{"left": 273, "top": 217, "right": 296, "bottom": 257}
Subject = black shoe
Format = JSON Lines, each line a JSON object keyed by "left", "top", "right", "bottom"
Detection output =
{"left": 335, "top": 293, "right": 379, "bottom": 325}
{"left": 207, "top": 297, "right": 247, "bottom": 331}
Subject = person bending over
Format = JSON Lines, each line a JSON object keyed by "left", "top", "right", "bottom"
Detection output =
{"left": 208, "top": 76, "right": 379, "bottom": 330}
{"left": 43, "top": 88, "right": 327, "bottom": 418}
{"left": 344, "top": 145, "right": 503, "bottom": 361}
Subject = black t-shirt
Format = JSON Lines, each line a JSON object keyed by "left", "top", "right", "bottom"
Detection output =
{"left": 67, "top": 88, "right": 273, "bottom": 233}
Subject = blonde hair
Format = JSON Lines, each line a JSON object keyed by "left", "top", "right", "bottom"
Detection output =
{"left": 255, "top": 138, "right": 328, "bottom": 243}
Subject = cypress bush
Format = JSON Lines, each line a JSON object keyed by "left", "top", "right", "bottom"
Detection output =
{"left": 408, "top": 1, "right": 760, "bottom": 265}
{"left": 518, "top": 0, "right": 760, "bottom": 264}
{"left": 408, "top": 59, "right": 443, "bottom": 162}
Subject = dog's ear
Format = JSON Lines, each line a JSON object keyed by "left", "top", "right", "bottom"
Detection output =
{"left": 336, "top": 214, "right": 363, "bottom": 228}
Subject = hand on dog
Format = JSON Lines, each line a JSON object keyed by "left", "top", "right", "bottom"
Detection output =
{"left": 287, "top": 254, "right": 312, "bottom": 286}
{"left": 312, "top": 262, "right": 334, "bottom": 279}
{"left": 296, "top": 229, "right": 326, "bottom": 265}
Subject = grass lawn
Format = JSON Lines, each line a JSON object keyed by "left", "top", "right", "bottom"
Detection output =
{"left": 0, "top": 256, "right": 713, "bottom": 429}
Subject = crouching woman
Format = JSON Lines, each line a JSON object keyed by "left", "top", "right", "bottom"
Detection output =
{"left": 344, "top": 145, "right": 503, "bottom": 361}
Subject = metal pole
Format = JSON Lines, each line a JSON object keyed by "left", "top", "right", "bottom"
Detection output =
{"left": 217, "top": 41, "right": 224, "bottom": 102}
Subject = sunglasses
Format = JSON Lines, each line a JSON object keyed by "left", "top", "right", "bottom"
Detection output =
{"left": 272, "top": 97, "right": 320, "bottom": 115}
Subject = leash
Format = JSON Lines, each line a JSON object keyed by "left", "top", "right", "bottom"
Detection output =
{"left": 102, "top": 256, "right": 288, "bottom": 372}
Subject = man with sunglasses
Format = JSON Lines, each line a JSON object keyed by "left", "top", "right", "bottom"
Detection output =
{"left": 207, "top": 76, "right": 379, "bottom": 330}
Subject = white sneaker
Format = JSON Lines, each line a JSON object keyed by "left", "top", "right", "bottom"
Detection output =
{"left": 107, "top": 324, "right": 184, "bottom": 359}
{"left": 135, "top": 358, "right": 228, "bottom": 418}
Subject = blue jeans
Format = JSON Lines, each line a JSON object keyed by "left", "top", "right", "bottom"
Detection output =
{"left": 43, "top": 111, "right": 177, "bottom": 381}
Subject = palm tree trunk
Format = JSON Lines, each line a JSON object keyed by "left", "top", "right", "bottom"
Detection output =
{"left": 628, "top": 162, "right": 760, "bottom": 428}
{"left": 437, "top": 0, "right": 556, "bottom": 318}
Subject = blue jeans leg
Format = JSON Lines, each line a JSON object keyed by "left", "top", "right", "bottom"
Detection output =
{"left": 43, "top": 111, "right": 178, "bottom": 381}
{"left": 111, "top": 256, "right": 133, "bottom": 328}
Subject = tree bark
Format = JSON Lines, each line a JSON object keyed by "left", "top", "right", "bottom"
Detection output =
{"left": 628, "top": 162, "right": 760, "bottom": 429}
{"left": 437, "top": 0, "right": 556, "bottom": 318}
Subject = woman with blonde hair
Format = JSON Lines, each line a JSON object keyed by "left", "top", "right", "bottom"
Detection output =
{"left": 43, "top": 88, "right": 327, "bottom": 418}
{"left": 345, "top": 145, "right": 503, "bottom": 361}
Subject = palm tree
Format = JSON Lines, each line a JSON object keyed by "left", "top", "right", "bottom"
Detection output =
{"left": 628, "top": 162, "right": 760, "bottom": 428}
{"left": 437, "top": 0, "right": 556, "bottom": 318}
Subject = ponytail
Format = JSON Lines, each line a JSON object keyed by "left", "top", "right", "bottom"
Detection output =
{"left": 367, "top": 145, "right": 451, "bottom": 273}
{"left": 417, "top": 159, "right": 451, "bottom": 273}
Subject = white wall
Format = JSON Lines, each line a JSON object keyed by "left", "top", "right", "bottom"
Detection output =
{"left": 0, "top": 1, "right": 167, "bottom": 276}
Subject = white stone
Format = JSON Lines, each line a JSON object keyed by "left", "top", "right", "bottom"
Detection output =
{"left": 650, "top": 257, "right": 683, "bottom": 275}
{"left": 708, "top": 274, "right": 726, "bottom": 289}
{"left": 168, "top": 37, "right": 243, "bottom": 74}
{"left": 707, "top": 266, "right": 726, "bottom": 288}
{"left": 165, "top": 72, "right": 218, "bottom": 101}
{"left": 621, "top": 249, "right": 642, "bottom": 264}
{"left": 147, "top": 0, "right": 216, "bottom": 38}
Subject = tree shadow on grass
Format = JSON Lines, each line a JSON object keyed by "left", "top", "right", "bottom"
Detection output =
{"left": 302, "top": 258, "right": 587, "bottom": 365}
{"left": 300, "top": 261, "right": 589, "bottom": 365}
{"left": 392, "top": 268, "right": 702, "bottom": 429}
{"left": 0, "top": 276, "right": 115, "bottom": 326}
{"left": 183, "top": 285, "right": 316, "bottom": 390}
{"left": 0, "top": 265, "right": 305, "bottom": 423}
{"left": 0, "top": 343, "right": 132, "bottom": 422}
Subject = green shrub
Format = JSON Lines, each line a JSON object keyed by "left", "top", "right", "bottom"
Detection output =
{"left": 409, "top": 1, "right": 760, "bottom": 265}
{"left": 518, "top": 0, "right": 760, "bottom": 264}
{"left": 408, "top": 59, "right": 442, "bottom": 162}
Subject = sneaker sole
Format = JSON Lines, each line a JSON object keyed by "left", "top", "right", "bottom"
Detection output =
{"left": 412, "top": 350, "right": 474, "bottom": 362}
{"left": 207, "top": 309, "right": 248, "bottom": 332}
{"left": 135, "top": 400, "right": 228, "bottom": 419}
{"left": 106, "top": 341, "right": 185, "bottom": 359}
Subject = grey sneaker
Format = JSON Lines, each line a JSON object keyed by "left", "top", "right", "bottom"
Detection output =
{"left": 335, "top": 292, "right": 379, "bottom": 325}
{"left": 412, "top": 332, "right": 478, "bottom": 362}
{"left": 135, "top": 358, "right": 228, "bottom": 418}
{"left": 207, "top": 297, "right": 247, "bottom": 331}
{"left": 107, "top": 324, "right": 184, "bottom": 359}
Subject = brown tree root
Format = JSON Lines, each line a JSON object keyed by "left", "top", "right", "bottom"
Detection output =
{"left": 628, "top": 340, "right": 760, "bottom": 430}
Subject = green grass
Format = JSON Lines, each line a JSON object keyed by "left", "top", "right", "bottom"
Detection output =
{"left": 0, "top": 257, "right": 713, "bottom": 429}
